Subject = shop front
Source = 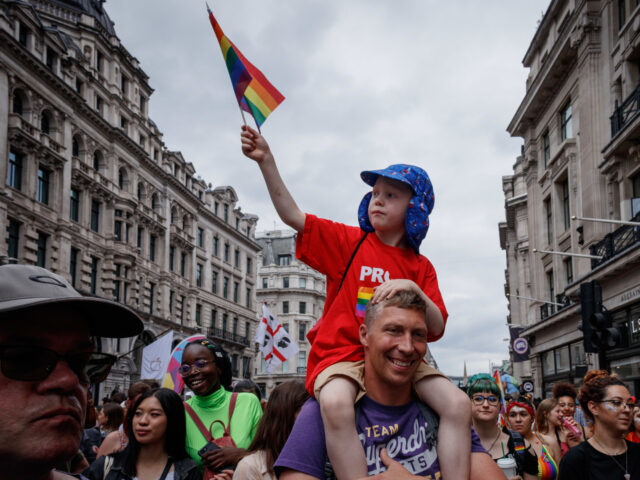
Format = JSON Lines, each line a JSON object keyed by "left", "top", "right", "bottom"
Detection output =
{"left": 605, "top": 298, "right": 640, "bottom": 397}
{"left": 541, "top": 340, "right": 587, "bottom": 398}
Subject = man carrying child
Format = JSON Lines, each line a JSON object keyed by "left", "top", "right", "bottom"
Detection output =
{"left": 241, "top": 126, "right": 471, "bottom": 479}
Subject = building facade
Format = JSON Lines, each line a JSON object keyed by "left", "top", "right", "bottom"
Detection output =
{"left": 254, "top": 230, "right": 326, "bottom": 398}
{"left": 502, "top": 0, "right": 640, "bottom": 398}
{"left": 0, "top": 0, "right": 261, "bottom": 396}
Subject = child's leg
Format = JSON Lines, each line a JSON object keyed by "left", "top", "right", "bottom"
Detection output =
{"left": 415, "top": 375, "right": 471, "bottom": 480}
{"left": 318, "top": 377, "right": 367, "bottom": 480}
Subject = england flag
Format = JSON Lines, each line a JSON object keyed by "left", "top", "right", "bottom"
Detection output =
{"left": 255, "top": 303, "right": 299, "bottom": 373}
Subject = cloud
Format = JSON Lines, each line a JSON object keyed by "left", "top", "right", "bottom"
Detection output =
{"left": 106, "top": 0, "right": 549, "bottom": 376}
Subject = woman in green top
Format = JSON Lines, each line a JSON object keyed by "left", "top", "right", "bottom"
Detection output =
{"left": 181, "top": 339, "right": 263, "bottom": 474}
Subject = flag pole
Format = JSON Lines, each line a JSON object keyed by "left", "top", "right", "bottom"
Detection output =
{"left": 206, "top": 1, "right": 248, "bottom": 128}
{"left": 239, "top": 107, "right": 248, "bottom": 127}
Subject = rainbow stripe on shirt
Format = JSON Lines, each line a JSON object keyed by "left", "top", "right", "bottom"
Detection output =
{"left": 356, "top": 287, "right": 375, "bottom": 320}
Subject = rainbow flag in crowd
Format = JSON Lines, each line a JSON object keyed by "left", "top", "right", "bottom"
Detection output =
{"left": 206, "top": 4, "right": 285, "bottom": 128}
{"left": 493, "top": 369, "right": 507, "bottom": 428}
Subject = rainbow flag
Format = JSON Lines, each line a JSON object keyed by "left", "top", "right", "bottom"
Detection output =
{"left": 206, "top": 4, "right": 284, "bottom": 128}
{"left": 356, "top": 287, "right": 375, "bottom": 320}
{"left": 493, "top": 369, "right": 507, "bottom": 428}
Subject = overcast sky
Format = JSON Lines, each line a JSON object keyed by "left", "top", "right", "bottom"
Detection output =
{"left": 105, "top": 1, "right": 550, "bottom": 377}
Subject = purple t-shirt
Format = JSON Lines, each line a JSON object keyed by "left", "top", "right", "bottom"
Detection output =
{"left": 275, "top": 396, "right": 486, "bottom": 478}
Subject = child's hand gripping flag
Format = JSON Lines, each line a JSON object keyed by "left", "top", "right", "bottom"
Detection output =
{"left": 255, "top": 303, "right": 299, "bottom": 374}
{"left": 206, "top": 3, "right": 285, "bottom": 130}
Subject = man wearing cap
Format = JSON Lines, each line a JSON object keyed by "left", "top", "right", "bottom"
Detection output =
{"left": 0, "top": 264, "right": 143, "bottom": 480}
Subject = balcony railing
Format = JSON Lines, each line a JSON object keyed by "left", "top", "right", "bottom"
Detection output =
{"left": 611, "top": 83, "right": 640, "bottom": 138}
{"left": 589, "top": 212, "right": 640, "bottom": 269}
{"left": 540, "top": 293, "right": 572, "bottom": 321}
{"left": 207, "top": 327, "right": 250, "bottom": 347}
{"left": 540, "top": 303, "right": 555, "bottom": 321}
{"left": 556, "top": 293, "right": 571, "bottom": 310}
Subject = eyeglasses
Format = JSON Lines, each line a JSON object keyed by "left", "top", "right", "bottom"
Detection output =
{"left": 597, "top": 399, "right": 635, "bottom": 411}
{"left": 472, "top": 395, "right": 499, "bottom": 406}
{"left": 0, "top": 345, "right": 116, "bottom": 384}
{"left": 179, "top": 359, "right": 213, "bottom": 376}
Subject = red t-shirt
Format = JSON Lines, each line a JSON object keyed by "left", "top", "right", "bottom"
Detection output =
{"left": 297, "top": 214, "right": 448, "bottom": 395}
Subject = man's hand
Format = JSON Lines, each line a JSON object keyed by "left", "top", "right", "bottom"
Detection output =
{"left": 241, "top": 125, "right": 272, "bottom": 164}
{"left": 365, "top": 449, "right": 422, "bottom": 479}
{"left": 201, "top": 446, "right": 245, "bottom": 472}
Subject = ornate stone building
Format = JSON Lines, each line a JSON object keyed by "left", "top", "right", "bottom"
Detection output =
{"left": 0, "top": 0, "right": 261, "bottom": 396}
{"left": 502, "top": 0, "right": 640, "bottom": 398}
{"left": 253, "top": 230, "right": 326, "bottom": 398}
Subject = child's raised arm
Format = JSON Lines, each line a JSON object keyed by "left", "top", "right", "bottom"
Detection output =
{"left": 240, "top": 125, "right": 305, "bottom": 232}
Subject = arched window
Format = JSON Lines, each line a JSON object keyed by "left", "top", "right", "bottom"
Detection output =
{"left": 12, "top": 91, "right": 23, "bottom": 116}
{"left": 151, "top": 193, "right": 159, "bottom": 211}
{"left": 40, "top": 110, "right": 51, "bottom": 135}
{"left": 93, "top": 151, "right": 101, "bottom": 170}
{"left": 182, "top": 215, "right": 189, "bottom": 230}
{"left": 72, "top": 137, "right": 80, "bottom": 157}
{"left": 171, "top": 206, "right": 178, "bottom": 224}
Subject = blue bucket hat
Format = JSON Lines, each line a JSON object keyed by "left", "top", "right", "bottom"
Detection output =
{"left": 357, "top": 164, "right": 435, "bottom": 253}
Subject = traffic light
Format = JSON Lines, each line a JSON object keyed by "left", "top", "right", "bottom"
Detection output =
{"left": 579, "top": 280, "right": 625, "bottom": 352}
{"left": 588, "top": 310, "right": 621, "bottom": 350}
{"left": 579, "top": 281, "right": 600, "bottom": 353}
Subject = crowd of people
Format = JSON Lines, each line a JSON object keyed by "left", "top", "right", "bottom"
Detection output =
{"left": 3, "top": 127, "right": 640, "bottom": 480}
{"left": 3, "top": 264, "right": 640, "bottom": 480}
{"left": 468, "top": 372, "right": 640, "bottom": 480}
{"left": 72, "top": 364, "right": 640, "bottom": 480}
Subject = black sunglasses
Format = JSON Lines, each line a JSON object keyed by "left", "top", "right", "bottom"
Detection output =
{"left": 0, "top": 345, "right": 116, "bottom": 384}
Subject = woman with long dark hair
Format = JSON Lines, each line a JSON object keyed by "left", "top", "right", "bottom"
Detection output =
{"left": 558, "top": 370, "right": 640, "bottom": 479}
{"left": 230, "top": 380, "right": 309, "bottom": 480}
{"left": 84, "top": 388, "right": 200, "bottom": 480}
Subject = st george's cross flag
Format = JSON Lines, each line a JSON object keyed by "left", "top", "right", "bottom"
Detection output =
{"left": 255, "top": 303, "right": 299, "bottom": 374}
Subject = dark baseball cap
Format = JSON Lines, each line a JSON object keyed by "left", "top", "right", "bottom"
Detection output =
{"left": 0, "top": 264, "right": 143, "bottom": 338}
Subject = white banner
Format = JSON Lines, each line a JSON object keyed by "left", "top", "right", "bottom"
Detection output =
{"left": 141, "top": 331, "right": 174, "bottom": 382}
{"left": 256, "top": 303, "right": 299, "bottom": 373}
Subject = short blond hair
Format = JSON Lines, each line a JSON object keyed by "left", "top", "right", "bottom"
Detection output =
{"left": 364, "top": 290, "right": 426, "bottom": 327}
